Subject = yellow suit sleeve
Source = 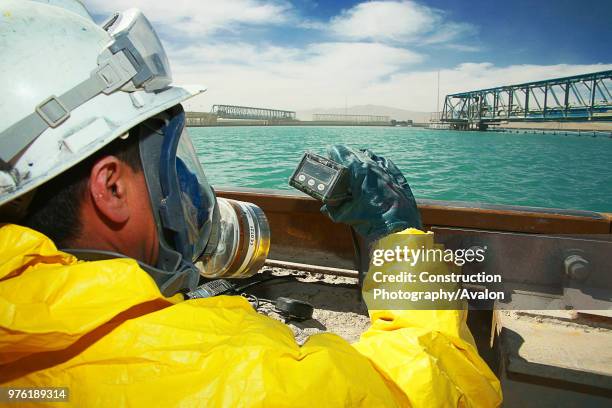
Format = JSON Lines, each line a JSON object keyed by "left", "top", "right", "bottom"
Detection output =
{"left": 353, "top": 228, "right": 502, "bottom": 407}
{"left": 13, "top": 296, "right": 404, "bottom": 407}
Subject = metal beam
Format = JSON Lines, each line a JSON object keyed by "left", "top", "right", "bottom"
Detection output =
{"left": 440, "top": 70, "right": 612, "bottom": 123}
{"left": 212, "top": 104, "right": 296, "bottom": 121}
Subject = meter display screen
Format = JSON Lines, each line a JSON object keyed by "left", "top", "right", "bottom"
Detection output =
{"left": 301, "top": 160, "right": 335, "bottom": 183}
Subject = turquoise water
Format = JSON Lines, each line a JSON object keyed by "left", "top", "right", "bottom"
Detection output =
{"left": 189, "top": 126, "right": 612, "bottom": 213}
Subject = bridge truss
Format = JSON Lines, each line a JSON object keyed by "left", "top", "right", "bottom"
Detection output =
{"left": 441, "top": 70, "right": 612, "bottom": 125}
{"left": 212, "top": 104, "right": 296, "bottom": 121}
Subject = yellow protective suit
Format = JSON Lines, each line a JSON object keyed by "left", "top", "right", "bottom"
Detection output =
{"left": 0, "top": 224, "right": 501, "bottom": 407}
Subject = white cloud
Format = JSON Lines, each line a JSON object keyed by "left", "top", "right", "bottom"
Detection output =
{"left": 81, "top": 1, "right": 610, "bottom": 115}
{"left": 85, "top": 0, "right": 293, "bottom": 37}
{"left": 175, "top": 45, "right": 612, "bottom": 114}
{"left": 169, "top": 41, "right": 423, "bottom": 111}
{"left": 443, "top": 43, "right": 482, "bottom": 52}
{"left": 364, "top": 63, "right": 612, "bottom": 112}
{"left": 422, "top": 22, "right": 476, "bottom": 44}
{"left": 329, "top": 1, "right": 476, "bottom": 44}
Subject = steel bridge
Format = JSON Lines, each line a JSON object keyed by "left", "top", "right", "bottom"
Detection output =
{"left": 441, "top": 70, "right": 612, "bottom": 127}
{"left": 312, "top": 113, "right": 390, "bottom": 123}
{"left": 212, "top": 104, "right": 296, "bottom": 121}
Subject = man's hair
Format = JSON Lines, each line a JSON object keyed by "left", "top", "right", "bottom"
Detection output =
{"left": 24, "top": 131, "right": 143, "bottom": 248}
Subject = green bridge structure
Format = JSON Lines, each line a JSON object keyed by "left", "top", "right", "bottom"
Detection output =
{"left": 440, "top": 70, "right": 612, "bottom": 130}
{"left": 211, "top": 104, "right": 296, "bottom": 121}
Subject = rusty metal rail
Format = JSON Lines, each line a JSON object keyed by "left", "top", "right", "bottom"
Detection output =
{"left": 216, "top": 187, "right": 612, "bottom": 270}
{"left": 264, "top": 259, "right": 359, "bottom": 278}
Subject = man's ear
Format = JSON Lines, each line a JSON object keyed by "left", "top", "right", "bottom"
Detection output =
{"left": 88, "top": 156, "right": 130, "bottom": 224}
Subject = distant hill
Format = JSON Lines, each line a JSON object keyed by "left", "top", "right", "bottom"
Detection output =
{"left": 296, "top": 104, "right": 431, "bottom": 123}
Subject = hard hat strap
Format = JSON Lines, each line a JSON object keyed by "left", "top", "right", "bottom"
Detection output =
{"left": 0, "top": 50, "right": 137, "bottom": 163}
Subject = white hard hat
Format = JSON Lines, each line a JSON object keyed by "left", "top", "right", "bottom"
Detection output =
{"left": 0, "top": 0, "right": 204, "bottom": 207}
{"left": 29, "top": 0, "right": 92, "bottom": 19}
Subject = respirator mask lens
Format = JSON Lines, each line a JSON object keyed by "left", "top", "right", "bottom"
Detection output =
{"left": 175, "top": 132, "right": 213, "bottom": 261}
{"left": 197, "top": 198, "right": 270, "bottom": 279}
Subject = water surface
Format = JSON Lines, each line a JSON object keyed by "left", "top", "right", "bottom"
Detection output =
{"left": 189, "top": 126, "right": 612, "bottom": 213}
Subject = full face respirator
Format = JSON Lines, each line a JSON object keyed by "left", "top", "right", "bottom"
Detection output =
{"left": 138, "top": 106, "right": 270, "bottom": 295}
{"left": 138, "top": 108, "right": 313, "bottom": 320}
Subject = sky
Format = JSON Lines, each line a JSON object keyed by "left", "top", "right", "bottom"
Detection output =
{"left": 86, "top": 0, "right": 612, "bottom": 113}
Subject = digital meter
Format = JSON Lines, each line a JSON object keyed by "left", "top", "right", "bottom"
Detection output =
{"left": 289, "top": 152, "right": 350, "bottom": 204}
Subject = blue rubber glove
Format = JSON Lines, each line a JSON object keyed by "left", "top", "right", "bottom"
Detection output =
{"left": 321, "top": 145, "right": 422, "bottom": 241}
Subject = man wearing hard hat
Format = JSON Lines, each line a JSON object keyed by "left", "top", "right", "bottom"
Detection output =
{"left": 0, "top": 1, "right": 501, "bottom": 406}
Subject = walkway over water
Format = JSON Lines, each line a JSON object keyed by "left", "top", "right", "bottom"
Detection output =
{"left": 212, "top": 104, "right": 296, "bottom": 121}
{"left": 441, "top": 70, "right": 612, "bottom": 127}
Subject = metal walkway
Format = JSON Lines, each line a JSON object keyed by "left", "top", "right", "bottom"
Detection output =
{"left": 212, "top": 104, "right": 296, "bottom": 121}
{"left": 441, "top": 70, "right": 612, "bottom": 126}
